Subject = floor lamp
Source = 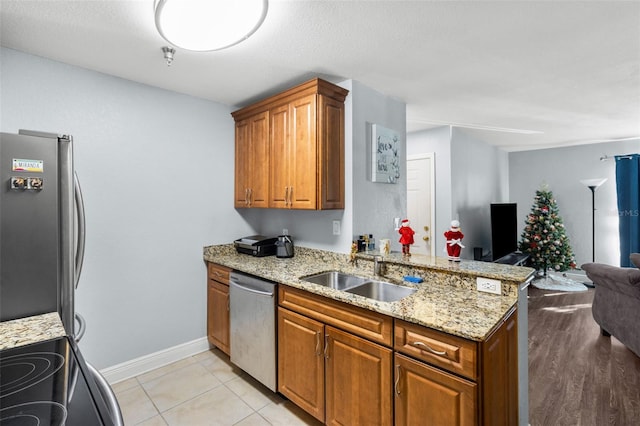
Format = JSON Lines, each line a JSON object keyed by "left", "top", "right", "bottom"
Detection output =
{"left": 580, "top": 178, "right": 607, "bottom": 287}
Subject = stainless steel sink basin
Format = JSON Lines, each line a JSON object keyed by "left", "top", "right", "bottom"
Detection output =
{"left": 301, "top": 271, "right": 368, "bottom": 290}
{"left": 346, "top": 280, "right": 417, "bottom": 302}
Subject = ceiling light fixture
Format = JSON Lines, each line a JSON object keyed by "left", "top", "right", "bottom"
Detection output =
{"left": 154, "top": 0, "right": 268, "bottom": 52}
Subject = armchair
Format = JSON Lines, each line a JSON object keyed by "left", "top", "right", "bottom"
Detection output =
{"left": 582, "top": 257, "right": 640, "bottom": 357}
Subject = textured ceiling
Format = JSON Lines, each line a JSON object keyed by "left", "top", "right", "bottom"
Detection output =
{"left": 1, "top": 0, "right": 639, "bottom": 151}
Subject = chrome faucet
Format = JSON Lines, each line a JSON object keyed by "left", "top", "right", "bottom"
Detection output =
{"left": 374, "top": 255, "right": 384, "bottom": 276}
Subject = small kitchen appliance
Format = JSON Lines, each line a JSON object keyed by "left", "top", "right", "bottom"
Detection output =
{"left": 276, "top": 235, "right": 294, "bottom": 258}
{"left": 234, "top": 235, "right": 278, "bottom": 257}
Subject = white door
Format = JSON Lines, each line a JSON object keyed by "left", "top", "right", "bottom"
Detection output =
{"left": 407, "top": 154, "right": 435, "bottom": 256}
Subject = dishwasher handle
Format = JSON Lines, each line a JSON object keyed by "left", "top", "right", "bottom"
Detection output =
{"left": 230, "top": 280, "right": 274, "bottom": 297}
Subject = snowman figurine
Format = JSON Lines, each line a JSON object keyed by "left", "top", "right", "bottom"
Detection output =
{"left": 444, "top": 220, "right": 465, "bottom": 261}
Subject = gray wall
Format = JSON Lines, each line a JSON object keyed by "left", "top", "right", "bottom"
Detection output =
{"left": 349, "top": 81, "right": 407, "bottom": 253}
{"left": 1, "top": 47, "right": 254, "bottom": 368}
{"left": 407, "top": 126, "right": 510, "bottom": 258}
{"left": 509, "top": 139, "right": 640, "bottom": 267}
{"left": 1, "top": 48, "right": 407, "bottom": 368}
{"left": 407, "top": 126, "right": 452, "bottom": 253}
{"left": 451, "top": 128, "right": 510, "bottom": 259}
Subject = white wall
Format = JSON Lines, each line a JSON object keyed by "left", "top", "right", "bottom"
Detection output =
{"left": 509, "top": 139, "right": 640, "bottom": 267}
{"left": 1, "top": 47, "right": 254, "bottom": 368}
{"left": 451, "top": 128, "right": 510, "bottom": 259}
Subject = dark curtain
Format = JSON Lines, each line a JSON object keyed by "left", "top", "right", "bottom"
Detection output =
{"left": 615, "top": 154, "right": 640, "bottom": 267}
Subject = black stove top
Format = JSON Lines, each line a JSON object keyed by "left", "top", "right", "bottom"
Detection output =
{"left": 0, "top": 336, "right": 109, "bottom": 426}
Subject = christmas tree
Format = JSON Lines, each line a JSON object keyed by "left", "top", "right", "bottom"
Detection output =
{"left": 519, "top": 185, "right": 576, "bottom": 273}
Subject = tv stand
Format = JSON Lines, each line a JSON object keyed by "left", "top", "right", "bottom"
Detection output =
{"left": 494, "top": 252, "right": 529, "bottom": 266}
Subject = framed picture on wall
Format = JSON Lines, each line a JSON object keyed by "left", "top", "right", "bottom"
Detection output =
{"left": 371, "top": 124, "right": 400, "bottom": 183}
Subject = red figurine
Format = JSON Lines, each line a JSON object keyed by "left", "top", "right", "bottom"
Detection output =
{"left": 444, "top": 220, "right": 465, "bottom": 261}
{"left": 398, "top": 219, "right": 415, "bottom": 256}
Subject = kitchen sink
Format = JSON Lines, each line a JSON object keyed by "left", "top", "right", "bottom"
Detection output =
{"left": 345, "top": 280, "right": 417, "bottom": 302}
{"left": 301, "top": 271, "right": 368, "bottom": 290}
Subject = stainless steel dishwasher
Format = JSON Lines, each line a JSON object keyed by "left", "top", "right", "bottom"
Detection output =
{"left": 229, "top": 271, "right": 277, "bottom": 391}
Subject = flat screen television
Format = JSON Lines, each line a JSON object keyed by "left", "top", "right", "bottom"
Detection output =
{"left": 491, "top": 203, "right": 518, "bottom": 261}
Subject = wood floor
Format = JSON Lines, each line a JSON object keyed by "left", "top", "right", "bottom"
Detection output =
{"left": 528, "top": 286, "right": 640, "bottom": 425}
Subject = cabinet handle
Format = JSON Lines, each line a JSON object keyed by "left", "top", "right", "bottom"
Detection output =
{"left": 284, "top": 186, "right": 288, "bottom": 206}
{"left": 315, "top": 332, "right": 321, "bottom": 356}
{"left": 413, "top": 341, "right": 447, "bottom": 356}
{"left": 395, "top": 364, "right": 401, "bottom": 396}
{"left": 324, "top": 333, "right": 330, "bottom": 359}
{"left": 245, "top": 188, "right": 249, "bottom": 206}
{"left": 248, "top": 188, "right": 252, "bottom": 207}
{"left": 288, "top": 186, "right": 293, "bottom": 207}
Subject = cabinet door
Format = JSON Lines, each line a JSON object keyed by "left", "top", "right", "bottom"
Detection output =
{"left": 395, "top": 353, "right": 477, "bottom": 426}
{"left": 234, "top": 119, "right": 251, "bottom": 207}
{"left": 247, "top": 111, "right": 269, "bottom": 207}
{"left": 207, "top": 280, "right": 230, "bottom": 355}
{"left": 481, "top": 309, "right": 518, "bottom": 425}
{"left": 269, "top": 103, "right": 289, "bottom": 208}
{"left": 289, "top": 94, "right": 317, "bottom": 209}
{"left": 317, "top": 94, "right": 345, "bottom": 209}
{"left": 278, "top": 308, "right": 325, "bottom": 422}
{"left": 325, "top": 326, "right": 393, "bottom": 426}
{"left": 235, "top": 112, "right": 269, "bottom": 208}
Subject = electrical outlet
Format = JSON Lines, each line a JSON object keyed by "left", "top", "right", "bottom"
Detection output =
{"left": 282, "top": 228, "right": 288, "bottom": 235}
{"left": 332, "top": 220, "right": 341, "bottom": 235}
{"left": 476, "top": 277, "right": 502, "bottom": 295}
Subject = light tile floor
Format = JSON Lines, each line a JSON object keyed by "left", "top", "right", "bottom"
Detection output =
{"left": 112, "top": 348, "right": 323, "bottom": 426}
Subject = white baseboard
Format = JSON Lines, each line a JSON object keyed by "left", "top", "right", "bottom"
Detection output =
{"left": 100, "top": 337, "right": 210, "bottom": 385}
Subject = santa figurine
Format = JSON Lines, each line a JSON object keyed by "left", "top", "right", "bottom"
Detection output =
{"left": 398, "top": 219, "right": 415, "bottom": 256}
{"left": 444, "top": 220, "right": 465, "bottom": 261}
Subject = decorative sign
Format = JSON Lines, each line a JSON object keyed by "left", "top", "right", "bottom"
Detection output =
{"left": 12, "top": 159, "right": 43, "bottom": 173}
{"left": 371, "top": 124, "right": 400, "bottom": 183}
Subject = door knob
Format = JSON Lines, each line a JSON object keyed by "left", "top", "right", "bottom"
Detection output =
{"left": 423, "top": 226, "right": 429, "bottom": 231}
{"left": 423, "top": 236, "right": 429, "bottom": 241}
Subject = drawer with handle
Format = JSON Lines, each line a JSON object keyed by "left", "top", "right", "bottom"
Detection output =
{"left": 394, "top": 319, "right": 478, "bottom": 380}
{"left": 208, "top": 263, "right": 231, "bottom": 285}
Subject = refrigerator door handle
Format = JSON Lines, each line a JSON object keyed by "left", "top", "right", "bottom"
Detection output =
{"left": 86, "top": 362, "right": 125, "bottom": 426}
{"left": 74, "top": 312, "right": 87, "bottom": 343}
{"left": 74, "top": 172, "right": 86, "bottom": 289}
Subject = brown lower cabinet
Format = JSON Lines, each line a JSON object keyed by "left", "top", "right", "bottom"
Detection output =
{"left": 204, "top": 270, "right": 519, "bottom": 425}
{"left": 207, "top": 263, "right": 230, "bottom": 355}
{"left": 278, "top": 307, "right": 393, "bottom": 425}
{"left": 394, "top": 353, "right": 477, "bottom": 425}
{"left": 276, "top": 285, "right": 518, "bottom": 425}
{"left": 277, "top": 307, "right": 325, "bottom": 420}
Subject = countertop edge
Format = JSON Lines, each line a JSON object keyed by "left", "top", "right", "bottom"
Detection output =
{"left": 204, "top": 244, "right": 527, "bottom": 341}
{"left": 0, "top": 312, "right": 67, "bottom": 350}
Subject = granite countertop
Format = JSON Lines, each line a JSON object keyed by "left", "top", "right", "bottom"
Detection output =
{"left": 0, "top": 312, "right": 67, "bottom": 351}
{"left": 204, "top": 244, "right": 535, "bottom": 341}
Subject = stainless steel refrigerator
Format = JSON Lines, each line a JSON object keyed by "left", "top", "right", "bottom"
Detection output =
{"left": 0, "top": 129, "right": 123, "bottom": 425}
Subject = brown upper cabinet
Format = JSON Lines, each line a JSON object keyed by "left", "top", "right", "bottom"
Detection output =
{"left": 231, "top": 78, "right": 349, "bottom": 210}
